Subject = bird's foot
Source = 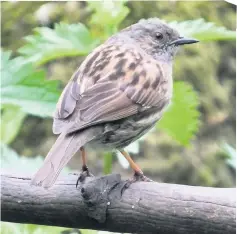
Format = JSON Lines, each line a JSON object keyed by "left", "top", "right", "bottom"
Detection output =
{"left": 124, "top": 171, "right": 153, "bottom": 189}
{"left": 76, "top": 165, "right": 94, "bottom": 188}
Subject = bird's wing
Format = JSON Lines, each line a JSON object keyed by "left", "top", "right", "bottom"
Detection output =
{"left": 53, "top": 44, "right": 104, "bottom": 133}
{"left": 53, "top": 43, "right": 169, "bottom": 134}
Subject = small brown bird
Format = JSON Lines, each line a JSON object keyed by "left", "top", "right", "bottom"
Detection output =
{"left": 31, "top": 18, "right": 198, "bottom": 188}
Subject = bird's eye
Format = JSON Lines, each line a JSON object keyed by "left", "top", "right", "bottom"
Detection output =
{"left": 155, "top": 32, "right": 163, "bottom": 40}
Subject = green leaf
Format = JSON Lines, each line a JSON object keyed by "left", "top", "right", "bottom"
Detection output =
{"left": 103, "top": 152, "right": 113, "bottom": 174}
{"left": 97, "top": 231, "right": 126, "bottom": 234}
{"left": 1, "top": 143, "right": 70, "bottom": 175}
{"left": 222, "top": 143, "right": 236, "bottom": 169}
{"left": 157, "top": 81, "right": 200, "bottom": 146}
{"left": 0, "top": 105, "right": 26, "bottom": 144}
{"left": 18, "top": 23, "right": 100, "bottom": 65}
{"left": 1, "top": 143, "right": 44, "bottom": 175}
{"left": 0, "top": 222, "right": 81, "bottom": 234}
{"left": 80, "top": 230, "right": 98, "bottom": 234}
{"left": 88, "top": 1, "right": 129, "bottom": 36}
{"left": 168, "top": 18, "right": 236, "bottom": 41}
{"left": 1, "top": 50, "right": 60, "bottom": 117}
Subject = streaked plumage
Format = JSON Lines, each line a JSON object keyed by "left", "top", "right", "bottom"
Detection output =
{"left": 31, "top": 18, "right": 198, "bottom": 188}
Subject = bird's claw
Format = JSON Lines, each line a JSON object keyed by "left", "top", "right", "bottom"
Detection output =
{"left": 76, "top": 166, "right": 94, "bottom": 188}
{"left": 124, "top": 172, "right": 153, "bottom": 189}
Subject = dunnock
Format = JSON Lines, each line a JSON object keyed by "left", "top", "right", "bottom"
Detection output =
{"left": 31, "top": 18, "right": 198, "bottom": 188}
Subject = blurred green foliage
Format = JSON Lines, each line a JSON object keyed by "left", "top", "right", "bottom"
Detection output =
{"left": 158, "top": 82, "right": 200, "bottom": 145}
{"left": 1, "top": 1, "right": 236, "bottom": 233}
{"left": 19, "top": 23, "right": 99, "bottom": 65}
{"left": 1, "top": 143, "right": 45, "bottom": 175}
{"left": 103, "top": 152, "right": 113, "bottom": 174}
{"left": 168, "top": 18, "right": 236, "bottom": 41}
{"left": 1, "top": 51, "right": 60, "bottom": 117}
{"left": 1, "top": 142, "right": 71, "bottom": 176}
{"left": 222, "top": 143, "right": 236, "bottom": 169}
{"left": 1, "top": 222, "right": 81, "bottom": 234}
{"left": 88, "top": 1, "right": 130, "bottom": 38}
{"left": 0, "top": 106, "right": 26, "bottom": 144}
{"left": 2, "top": 5, "right": 235, "bottom": 146}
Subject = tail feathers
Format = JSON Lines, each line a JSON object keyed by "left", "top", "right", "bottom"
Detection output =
{"left": 31, "top": 127, "right": 101, "bottom": 188}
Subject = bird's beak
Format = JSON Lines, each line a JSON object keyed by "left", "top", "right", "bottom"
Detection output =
{"left": 169, "top": 37, "right": 199, "bottom": 46}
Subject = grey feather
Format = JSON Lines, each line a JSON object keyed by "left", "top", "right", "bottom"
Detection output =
{"left": 31, "top": 126, "right": 102, "bottom": 188}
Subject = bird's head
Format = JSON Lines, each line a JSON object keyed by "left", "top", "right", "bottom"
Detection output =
{"left": 122, "top": 18, "right": 199, "bottom": 61}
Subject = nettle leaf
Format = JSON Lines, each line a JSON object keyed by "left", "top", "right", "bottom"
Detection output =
{"left": 157, "top": 81, "right": 200, "bottom": 146}
{"left": 169, "top": 18, "right": 236, "bottom": 41}
{"left": 1, "top": 50, "right": 60, "bottom": 117}
{"left": 18, "top": 23, "right": 99, "bottom": 65}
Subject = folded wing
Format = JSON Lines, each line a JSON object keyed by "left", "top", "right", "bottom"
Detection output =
{"left": 53, "top": 43, "right": 166, "bottom": 135}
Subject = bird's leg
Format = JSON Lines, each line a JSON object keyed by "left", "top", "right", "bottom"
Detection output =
{"left": 120, "top": 150, "right": 153, "bottom": 186}
{"left": 76, "top": 147, "right": 93, "bottom": 187}
{"left": 81, "top": 146, "right": 89, "bottom": 173}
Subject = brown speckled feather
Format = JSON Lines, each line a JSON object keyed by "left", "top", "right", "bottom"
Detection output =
{"left": 53, "top": 42, "right": 171, "bottom": 135}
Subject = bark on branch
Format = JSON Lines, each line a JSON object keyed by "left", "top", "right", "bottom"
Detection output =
{"left": 1, "top": 173, "right": 236, "bottom": 234}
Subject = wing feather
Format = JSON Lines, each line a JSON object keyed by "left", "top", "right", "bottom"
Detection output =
{"left": 53, "top": 43, "right": 169, "bottom": 135}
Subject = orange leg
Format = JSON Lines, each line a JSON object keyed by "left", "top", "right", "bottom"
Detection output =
{"left": 76, "top": 147, "right": 92, "bottom": 187}
{"left": 120, "top": 150, "right": 144, "bottom": 175}
{"left": 120, "top": 150, "right": 153, "bottom": 184}
{"left": 80, "top": 147, "right": 88, "bottom": 171}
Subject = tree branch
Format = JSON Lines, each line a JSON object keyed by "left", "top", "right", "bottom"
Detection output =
{"left": 1, "top": 173, "right": 236, "bottom": 234}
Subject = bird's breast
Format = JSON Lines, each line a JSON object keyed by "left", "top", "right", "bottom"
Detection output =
{"left": 89, "top": 97, "right": 170, "bottom": 150}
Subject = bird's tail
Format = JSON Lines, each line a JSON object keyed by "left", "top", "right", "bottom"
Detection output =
{"left": 31, "top": 127, "right": 100, "bottom": 188}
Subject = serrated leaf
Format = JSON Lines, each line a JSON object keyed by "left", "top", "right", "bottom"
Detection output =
{"left": 157, "top": 81, "right": 200, "bottom": 146}
{"left": 168, "top": 18, "right": 236, "bottom": 41}
{"left": 18, "top": 23, "right": 100, "bottom": 65}
{"left": 1, "top": 50, "right": 60, "bottom": 117}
